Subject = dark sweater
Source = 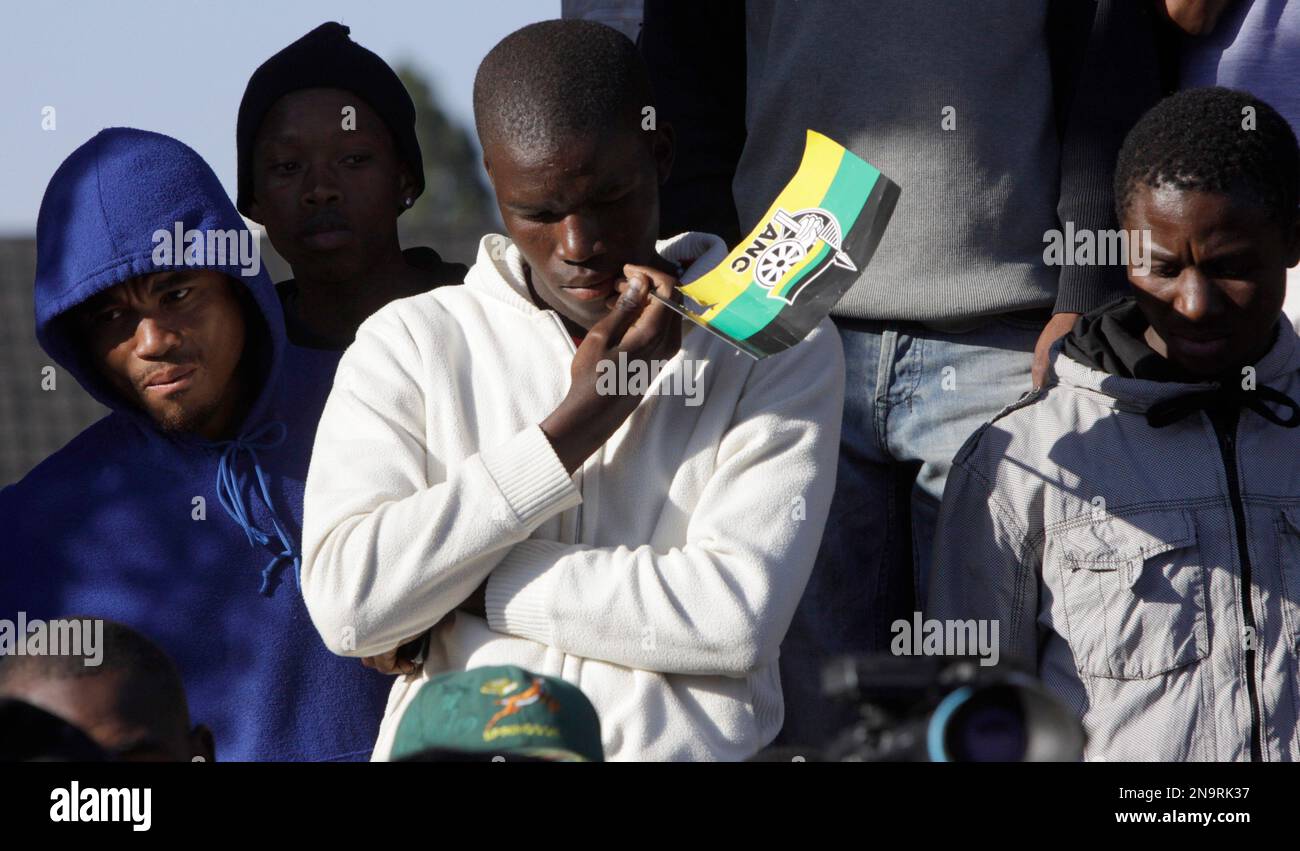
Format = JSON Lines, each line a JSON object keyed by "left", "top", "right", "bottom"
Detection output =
{"left": 642, "top": 0, "right": 1170, "bottom": 322}
{"left": 275, "top": 246, "right": 466, "bottom": 351}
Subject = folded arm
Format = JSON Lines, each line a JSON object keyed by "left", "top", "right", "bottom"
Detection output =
{"left": 486, "top": 323, "right": 845, "bottom": 677}
{"left": 300, "top": 308, "right": 581, "bottom": 657}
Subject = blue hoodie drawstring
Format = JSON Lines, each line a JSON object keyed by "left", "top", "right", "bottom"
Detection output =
{"left": 204, "top": 420, "right": 300, "bottom": 596}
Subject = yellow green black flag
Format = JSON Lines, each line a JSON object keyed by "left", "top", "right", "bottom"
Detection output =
{"left": 665, "top": 130, "right": 899, "bottom": 359}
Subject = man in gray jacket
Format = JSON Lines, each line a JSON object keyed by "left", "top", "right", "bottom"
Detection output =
{"left": 928, "top": 87, "right": 1300, "bottom": 760}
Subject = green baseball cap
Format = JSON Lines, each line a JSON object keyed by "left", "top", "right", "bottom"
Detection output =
{"left": 390, "top": 665, "right": 604, "bottom": 762}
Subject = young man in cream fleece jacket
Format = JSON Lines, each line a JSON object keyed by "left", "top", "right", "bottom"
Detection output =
{"left": 299, "top": 20, "right": 844, "bottom": 761}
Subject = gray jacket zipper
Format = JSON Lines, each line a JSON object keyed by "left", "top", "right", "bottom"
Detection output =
{"left": 1209, "top": 405, "right": 1264, "bottom": 761}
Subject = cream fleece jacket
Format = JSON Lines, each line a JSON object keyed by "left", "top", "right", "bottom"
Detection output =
{"left": 300, "top": 232, "right": 844, "bottom": 760}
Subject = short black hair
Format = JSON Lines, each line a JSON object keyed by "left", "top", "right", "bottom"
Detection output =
{"left": 473, "top": 19, "right": 654, "bottom": 154}
{"left": 1114, "top": 87, "right": 1299, "bottom": 226}
{"left": 0, "top": 617, "right": 189, "bottom": 729}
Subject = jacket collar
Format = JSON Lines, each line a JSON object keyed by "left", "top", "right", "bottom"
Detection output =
{"left": 1053, "top": 308, "right": 1300, "bottom": 416}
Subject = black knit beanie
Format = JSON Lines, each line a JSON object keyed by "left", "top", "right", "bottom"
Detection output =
{"left": 236, "top": 22, "right": 424, "bottom": 216}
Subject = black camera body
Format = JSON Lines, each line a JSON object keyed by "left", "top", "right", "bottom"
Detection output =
{"left": 814, "top": 654, "right": 1086, "bottom": 762}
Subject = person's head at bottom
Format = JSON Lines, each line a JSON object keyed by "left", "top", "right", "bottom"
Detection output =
{"left": 1114, "top": 86, "right": 1300, "bottom": 379}
{"left": 390, "top": 665, "right": 603, "bottom": 762}
{"left": 0, "top": 698, "right": 109, "bottom": 762}
{"left": 0, "top": 618, "right": 214, "bottom": 762}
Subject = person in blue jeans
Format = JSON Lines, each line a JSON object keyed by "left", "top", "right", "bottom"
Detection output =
{"left": 642, "top": 0, "right": 1175, "bottom": 750}
{"left": 783, "top": 314, "right": 1041, "bottom": 749}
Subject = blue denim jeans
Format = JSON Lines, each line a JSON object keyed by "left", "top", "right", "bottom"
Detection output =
{"left": 776, "top": 313, "right": 1041, "bottom": 752}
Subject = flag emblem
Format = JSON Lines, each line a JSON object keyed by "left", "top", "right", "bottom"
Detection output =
{"left": 668, "top": 130, "right": 900, "bottom": 359}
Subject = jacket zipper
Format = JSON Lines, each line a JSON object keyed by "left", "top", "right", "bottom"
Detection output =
{"left": 1210, "top": 407, "right": 1264, "bottom": 761}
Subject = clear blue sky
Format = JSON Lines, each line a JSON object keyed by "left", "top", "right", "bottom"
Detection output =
{"left": 0, "top": 0, "right": 559, "bottom": 234}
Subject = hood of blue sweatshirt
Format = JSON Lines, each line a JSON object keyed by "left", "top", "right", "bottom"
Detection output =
{"left": 1, "top": 128, "right": 390, "bottom": 761}
{"left": 33, "top": 127, "right": 287, "bottom": 424}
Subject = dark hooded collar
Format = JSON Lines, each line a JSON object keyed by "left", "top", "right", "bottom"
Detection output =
{"left": 1061, "top": 297, "right": 1298, "bottom": 429}
{"left": 1061, "top": 297, "right": 1208, "bottom": 382}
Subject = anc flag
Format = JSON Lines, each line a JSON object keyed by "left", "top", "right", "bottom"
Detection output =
{"left": 666, "top": 130, "right": 899, "bottom": 359}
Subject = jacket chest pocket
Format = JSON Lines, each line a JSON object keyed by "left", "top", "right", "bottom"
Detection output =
{"left": 1049, "top": 510, "right": 1208, "bottom": 680}
{"left": 1275, "top": 508, "right": 1300, "bottom": 651}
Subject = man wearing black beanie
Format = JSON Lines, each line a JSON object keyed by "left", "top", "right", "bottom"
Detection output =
{"left": 238, "top": 22, "right": 466, "bottom": 350}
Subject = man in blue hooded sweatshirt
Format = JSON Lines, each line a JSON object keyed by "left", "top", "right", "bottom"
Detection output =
{"left": 0, "top": 127, "right": 391, "bottom": 761}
